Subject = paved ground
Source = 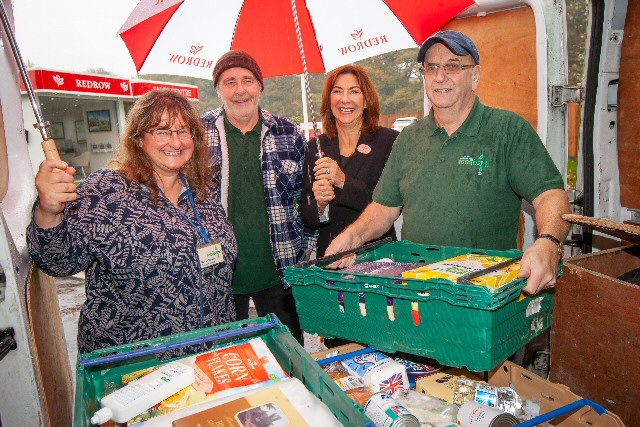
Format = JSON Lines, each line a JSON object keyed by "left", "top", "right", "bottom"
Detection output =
{"left": 55, "top": 275, "right": 326, "bottom": 391}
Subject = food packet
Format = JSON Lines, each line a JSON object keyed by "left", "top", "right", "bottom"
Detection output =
{"left": 392, "top": 389, "right": 458, "bottom": 426}
{"left": 323, "top": 362, "right": 373, "bottom": 407}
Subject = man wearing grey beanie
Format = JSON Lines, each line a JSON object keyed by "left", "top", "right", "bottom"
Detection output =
{"left": 202, "top": 50, "right": 317, "bottom": 343}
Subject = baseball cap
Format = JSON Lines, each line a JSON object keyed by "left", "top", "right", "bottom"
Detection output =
{"left": 417, "top": 30, "right": 480, "bottom": 65}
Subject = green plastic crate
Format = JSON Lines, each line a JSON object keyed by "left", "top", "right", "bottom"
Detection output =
{"left": 74, "top": 315, "right": 373, "bottom": 427}
{"left": 284, "top": 240, "right": 556, "bottom": 372}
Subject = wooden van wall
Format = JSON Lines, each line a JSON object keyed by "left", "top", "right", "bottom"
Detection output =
{"left": 618, "top": 0, "right": 640, "bottom": 209}
{"left": 444, "top": 6, "right": 538, "bottom": 130}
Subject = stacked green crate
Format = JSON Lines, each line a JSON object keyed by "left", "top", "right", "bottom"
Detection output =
{"left": 285, "top": 240, "right": 556, "bottom": 372}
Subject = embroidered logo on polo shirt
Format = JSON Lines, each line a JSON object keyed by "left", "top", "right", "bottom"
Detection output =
{"left": 459, "top": 153, "right": 489, "bottom": 175}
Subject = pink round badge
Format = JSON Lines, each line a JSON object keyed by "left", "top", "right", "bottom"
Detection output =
{"left": 357, "top": 144, "right": 371, "bottom": 154}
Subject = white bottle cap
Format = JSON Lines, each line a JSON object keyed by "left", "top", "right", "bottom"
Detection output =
{"left": 90, "top": 407, "right": 113, "bottom": 425}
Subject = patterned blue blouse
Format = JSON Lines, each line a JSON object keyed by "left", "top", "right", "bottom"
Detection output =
{"left": 27, "top": 169, "right": 237, "bottom": 355}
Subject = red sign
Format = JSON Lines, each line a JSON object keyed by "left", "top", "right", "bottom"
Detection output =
{"left": 130, "top": 81, "right": 199, "bottom": 100}
{"left": 21, "top": 69, "right": 132, "bottom": 96}
{"left": 19, "top": 69, "right": 200, "bottom": 101}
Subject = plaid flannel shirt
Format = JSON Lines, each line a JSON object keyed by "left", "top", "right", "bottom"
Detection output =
{"left": 202, "top": 106, "right": 317, "bottom": 285}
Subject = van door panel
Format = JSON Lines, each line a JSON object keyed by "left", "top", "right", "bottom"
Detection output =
{"left": 445, "top": 7, "right": 538, "bottom": 129}
{"left": 617, "top": 0, "right": 640, "bottom": 209}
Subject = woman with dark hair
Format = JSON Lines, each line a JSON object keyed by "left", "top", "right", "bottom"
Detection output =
{"left": 301, "top": 65, "right": 398, "bottom": 258}
{"left": 27, "top": 90, "right": 237, "bottom": 355}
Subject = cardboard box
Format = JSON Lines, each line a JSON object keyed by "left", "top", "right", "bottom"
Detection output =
{"left": 402, "top": 253, "right": 520, "bottom": 290}
{"left": 489, "top": 361, "right": 624, "bottom": 427}
{"left": 415, "top": 368, "right": 482, "bottom": 403}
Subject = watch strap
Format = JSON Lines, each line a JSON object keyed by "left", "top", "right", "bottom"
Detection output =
{"left": 537, "top": 233, "right": 564, "bottom": 259}
{"left": 537, "top": 233, "right": 561, "bottom": 246}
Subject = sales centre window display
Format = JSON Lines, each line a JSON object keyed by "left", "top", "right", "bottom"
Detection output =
{"left": 21, "top": 69, "right": 199, "bottom": 181}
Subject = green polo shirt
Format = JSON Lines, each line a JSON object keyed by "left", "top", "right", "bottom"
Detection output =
{"left": 373, "top": 97, "right": 564, "bottom": 250}
{"left": 225, "top": 114, "right": 280, "bottom": 294}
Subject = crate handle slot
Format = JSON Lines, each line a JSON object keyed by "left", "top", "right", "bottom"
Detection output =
{"left": 359, "top": 293, "right": 367, "bottom": 316}
{"left": 515, "top": 399, "right": 608, "bottom": 427}
{"left": 411, "top": 301, "right": 420, "bottom": 326}
{"left": 338, "top": 291, "right": 345, "bottom": 313}
{"left": 78, "top": 318, "right": 281, "bottom": 367}
{"left": 294, "top": 237, "right": 393, "bottom": 268}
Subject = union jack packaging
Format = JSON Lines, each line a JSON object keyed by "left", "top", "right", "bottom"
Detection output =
{"left": 341, "top": 351, "right": 410, "bottom": 394}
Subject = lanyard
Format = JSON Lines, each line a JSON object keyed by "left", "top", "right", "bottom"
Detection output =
{"left": 161, "top": 174, "right": 210, "bottom": 244}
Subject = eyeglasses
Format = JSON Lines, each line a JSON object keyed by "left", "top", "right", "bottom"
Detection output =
{"left": 147, "top": 128, "right": 193, "bottom": 142}
{"left": 419, "top": 63, "right": 476, "bottom": 76}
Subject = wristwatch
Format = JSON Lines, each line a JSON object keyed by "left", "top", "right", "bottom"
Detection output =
{"left": 537, "top": 233, "right": 564, "bottom": 259}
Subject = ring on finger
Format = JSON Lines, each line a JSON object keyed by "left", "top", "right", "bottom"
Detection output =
{"left": 326, "top": 167, "right": 330, "bottom": 175}
{"left": 321, "top": 191, "right": 325, "bottom": 197}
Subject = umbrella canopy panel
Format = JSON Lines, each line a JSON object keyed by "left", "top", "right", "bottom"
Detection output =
{"left": 118, "top": 0, "right": 475, "bottom": 80}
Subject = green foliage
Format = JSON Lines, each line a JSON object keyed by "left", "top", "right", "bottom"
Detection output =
{"left": 84, "top": 67, "right": 117, "bottom": 76}
{"left": 567, "top": 158, "right": 578, "bottom": 190}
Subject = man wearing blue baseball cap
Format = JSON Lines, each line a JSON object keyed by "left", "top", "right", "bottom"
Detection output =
{"left": 325, "top": 30, "right": 571, "bottom": 296}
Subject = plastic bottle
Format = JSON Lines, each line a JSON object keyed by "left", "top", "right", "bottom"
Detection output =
{"left": 90, "top": 361, "right": 195, "bottom": 425}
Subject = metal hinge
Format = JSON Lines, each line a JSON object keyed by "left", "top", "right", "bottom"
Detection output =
{"left": 0, "top": 327, "right": 17, "bottom": 362}
{"left": 0, "top": 270, "right": 5, "bottom": 303}
{"left": 551, "top": 84, "right": 584, "bottom": 107}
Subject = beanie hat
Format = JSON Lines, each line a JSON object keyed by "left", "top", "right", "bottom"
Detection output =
{"left": 213, "top": 50, "right": 264, "bottom": 91}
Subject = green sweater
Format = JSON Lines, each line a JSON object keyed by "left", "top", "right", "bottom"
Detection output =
{"left": 225, "top": 115, "right": 280, "bottom": 294}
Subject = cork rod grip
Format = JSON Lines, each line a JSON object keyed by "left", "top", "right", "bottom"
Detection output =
{"left": 41, "top": 139, "right": 61, "bottom": 160}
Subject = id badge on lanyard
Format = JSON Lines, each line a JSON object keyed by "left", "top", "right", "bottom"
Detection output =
{"left": 176, "top": 175, "right": 224, "bottom": 269}
{"left": 197, "top": 240, "right": 224, "bottom": 269}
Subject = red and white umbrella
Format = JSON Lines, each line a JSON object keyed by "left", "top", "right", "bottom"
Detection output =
{"left": 118, "top": 0, "right": 475, "bottom": 80}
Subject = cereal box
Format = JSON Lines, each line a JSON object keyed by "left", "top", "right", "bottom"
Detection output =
{"left": 401, "top": 254, "right": 520, "bottom": 291}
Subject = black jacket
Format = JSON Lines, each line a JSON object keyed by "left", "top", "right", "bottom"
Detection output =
{"left": 301, "top": 127, "right": 399, "bottom": 257}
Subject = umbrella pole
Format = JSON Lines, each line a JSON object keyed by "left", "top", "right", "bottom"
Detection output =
{"left": 290, "top": 0, "right": 322, "bottom": 158}
{"left": 0, "top": 2, "right": 60, "bottom": 161}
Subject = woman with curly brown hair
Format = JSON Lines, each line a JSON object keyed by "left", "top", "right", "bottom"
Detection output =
{"left": 27, "top": 90, "right": 237, "bottom": 355}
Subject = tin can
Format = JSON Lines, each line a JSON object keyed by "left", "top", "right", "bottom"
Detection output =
{"left": 364, "top": 392, "right": 420, "bottom": 427}
{"left": 457, "top": 401, "right": 519, "bottom": 427}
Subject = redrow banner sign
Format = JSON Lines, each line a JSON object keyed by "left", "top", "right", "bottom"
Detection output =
{"left": 130, "top": 81, "right": 197, "bottom": 99}
{"left": 20, "top": 69, "right": 199, "bottom": 100}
